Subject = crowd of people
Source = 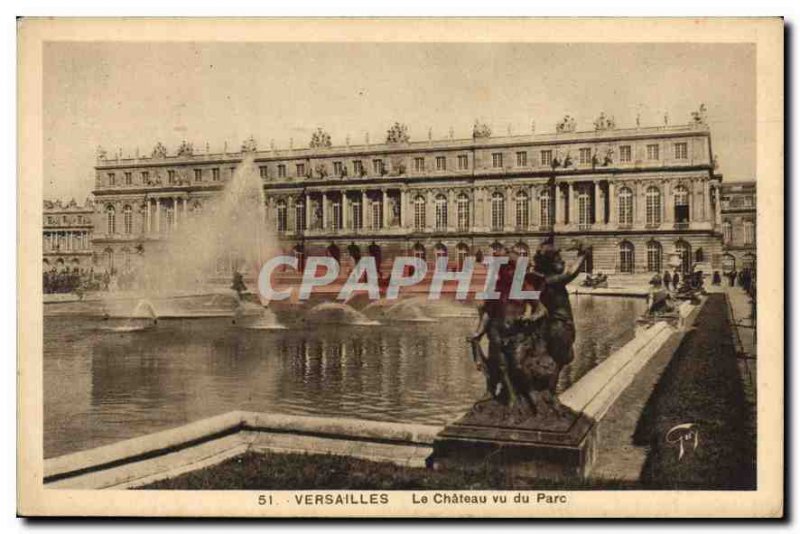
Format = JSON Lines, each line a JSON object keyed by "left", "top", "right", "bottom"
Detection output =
{"left": 42, "top": 266, "right": 140, "bottom": 295}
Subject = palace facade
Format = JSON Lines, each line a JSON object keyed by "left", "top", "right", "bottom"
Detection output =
{"left": 92, "top": 117, "right": 725, "bottom": 277}
{"left": 719, "top": 181, "right": 756, "bottom": 273}
{"left": 43, "top": 198, "right": 95, "bottom": 271}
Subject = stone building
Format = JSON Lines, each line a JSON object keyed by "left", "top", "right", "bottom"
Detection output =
{"left": 43, "top": 198, "right": 94, "bottom": 271}
{"left": 91, "top": 113, "right": 725, "bottom": 278}
{"left": 719, "top": 181, "right": 756, "bottom": 273}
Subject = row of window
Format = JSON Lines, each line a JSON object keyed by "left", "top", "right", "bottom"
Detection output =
{"left": 273, "top": 184, "right": 693, "bottom": 233}
{"left": 105, "top": 141, "right": 693, "bottom": 186}
{"left": 43, "top": 232, "right": 91, "bottom": 252}
{"left": 106, "top": 167, "right": 229, "bottom": 186}
{"left": 45, "top": 215, "right": 90, "bottom": 225}
{"left": 722, "top": 220, "right": 755, "bottom": 246}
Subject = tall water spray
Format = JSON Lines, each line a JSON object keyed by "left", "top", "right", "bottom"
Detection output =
{"left": 132, "top": 153, "right": 277, "bottom": 295}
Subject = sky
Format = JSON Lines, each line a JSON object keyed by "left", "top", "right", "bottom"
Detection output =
{"left": 43, "top": 42, "right": 756, "bottom": 201}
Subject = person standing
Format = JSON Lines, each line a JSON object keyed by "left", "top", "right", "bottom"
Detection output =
{"left": 663, "top": 270, "right": 672, "bottom": 291}
{"left": 672, "top": 270, "right": 681, "bottom": 291}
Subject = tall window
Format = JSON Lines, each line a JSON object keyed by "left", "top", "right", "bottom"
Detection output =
{"left": 414, "top": 158, "right": 425, "bottom": 172}
{"left": 673, "top": 185, "right": 690, "bottom": 223}
{"left": 258, "top": 166, "right": 268, "bottom": 179}
{"left": 168, "top": 170, "right": 176, "bottom": 184}
{"left": 515, "top": 191, "right": 529, "bottom": 229}
{"left": 331, "top": 198, "right": 342, "bottom": 230}
{"left": 373, "top": 159, "right": 384, "bottom": 175}
{"left": 539, "top": 189, "right": 552, "bottom": 228}
{"left": 277, "top": 165, "right": 285, "bottom": 179}
{"left": 619, "top": 241, "right": 634, "bottom": 273}
{"left": 296, "top": 163, "right": 306, "bottom": 177}
{"left": 456, "top": 244, "right": 469, "bottom": 270}
{"left": 743, "top": 220, "right": 755, "bottom": 245}
{"left": 353, "top": 160, "right": 363, "bottom": 176}
{"left": 141, "top": 171, "right": 150, "bottom": 183}
{"left": 294, "top": 198, "right": 305, "bottom": 231}
{"left": 647, "top": 241, "right": 662, "bottom": 272}
{"left": 492, "top": 153, "right": 504, "bottom": 168}
{"left": 414, "top": 195, "right": 426, "bottom": 230}
{"left": 620, "top": 145, "right": 632, "bottom": 163}
{"left": 645, "top": 186, "right": 662, "bottom": 226}
{"left": 540, "top": 150, "right": 553, "bottom": 167}
{"left": 579, "top": 148, "right": 592, "bottom": 165}
{"left": 107, "top": 173, "right": 116, "bottom": 186}
{"left": 675, "top": 240, "right": 691, "bottom": 274}
{"left": 351, "top": 197, "right": 363, "bottom": 230}
{"left": 577, "top": 189, "right": 592, "bottom": 227}
{"left": 457, "top": 155, "right": 469, "bottom": 170}
{"left": 456, "top": 193, "right": 470, "bottom": 231}
{"left": 490, "top": 192, "right": 505, "bottom": 230}
{"left": 722, "top": 221, "right": 732, "bottom": 243}
{"left": 125, "top": 172, "right": 132, "bottom": 185}
{"left": 276, "top": 200, "right": 288, "bottom": 232}
{"left": 436, "top": 156, "right": 447, "bottom": 171}
{"left": 674, "top": 142, "right": 688, "bottom": 160}
{"left": 105, "top": 205, "right": 116, "bottom": 234}
{"left": 333, "top": 162, "right": 343, "bottom": 176}
{"left": 618, "top": 186, "right": 633, "bottom": 226}
{"left": 412, "top": 243, "right": 426, "bottom": 262}
{"left": 371, "top": 198, "right": 382, "bottom": 229}
{"left": 213, "top": 168, "right": 221, "bottom": 181}
{"left": 646, "top": 144, "right": 660, "bottom": 160}
{"left": 516, "top": 151, "right": 527, "bottom": 167}
{"left": 195, "top": 169, "right": 203, "bottom": 182}
{"left": 434, "top": 194, "right": 448, "bottom": 230}
{"left": 123, "top": 205, "right": 133, "bottom": 235}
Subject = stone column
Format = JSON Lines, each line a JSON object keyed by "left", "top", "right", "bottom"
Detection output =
{"left": 361, "top": 190, "right": 369, "bottom": 230}
{"left": 664, "top": 180, "right": 673, "bottom": 224}
{"left": 174, "top": 197, "right": 179, "bottom": 231}
{"left": 609, "top": 181, "right": 617, "bottom": 225}
{"left": 145, "top": 200, "right": 150, "bottom": 234}
{"left": 155, "top": 198, "right": 161, "bottom": 234}
{"left": 447, "top": 189, "right": 456, "bottom": 231}
{"left": 382, "top": 190, "right": 389, "bottom": 229}
{"left": 530, "top": 185, "right": 539, "bottom": 229}
{"left": 305, "top": 193, "right": 312, "bottom": 230}
{"left": 594, "top": 181, "right": 601, "bottom": 225}
{"left": 555, "top": 184, "right": 563, "bottom": 225}
{"left": 400, "top": 189, "right": 407, "bottom": 228}
{"left": 343, "top": 192, "right": 351, "bottom": 229}
{"left": 703, "top": 179, "right": 711, "bottom": 223}
{"left": 322, "top": 192, "right": 329, "bottom": 230}
{"left": 568, "top": 182, "right": 576, "bottom": 226}
{"left": 426, "top": 190, "right": 435, "bottom": 231}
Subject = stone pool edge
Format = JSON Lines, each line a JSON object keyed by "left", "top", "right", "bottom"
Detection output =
{"left": 43, "top": 298, "right": 702, "bottom": 489}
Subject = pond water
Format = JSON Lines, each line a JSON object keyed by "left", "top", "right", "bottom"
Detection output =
{"left": 43, "top": 295, "right": 646, "bottom": 458}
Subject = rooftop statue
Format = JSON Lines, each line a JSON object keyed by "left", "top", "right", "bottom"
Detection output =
{"left": 151, "top": 142, "right": 168, "bottom": 159}
{"left": 472, "top": 120, "right": 492, "bottom": 139}
{"left": 241, "top": 136, "right": 258, "bottom": 153}
{"left": 555, "top": 115, "right": 577, "bottom": 134}
{"left": 176, "top": 140, "right": 194, "bottom": 157}
{"left": 309, "top": 128, "right": 331, "bottom": 149}
{"left": 385, "top": 122, "right": 410, "bottom": 144}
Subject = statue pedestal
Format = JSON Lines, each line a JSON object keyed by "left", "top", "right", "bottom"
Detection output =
{"left": 429, "top": 399, "right": 596, "bottom": 480}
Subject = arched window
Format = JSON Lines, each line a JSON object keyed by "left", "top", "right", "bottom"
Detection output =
{"left": 743, "top": 220, "right": 755, "bottom": 245}
{"left": 515, "top": 190, "right": 529, "bottom": 229}
{"left": 123, "top": 205, "right": 133, "bottom": 235}
{"left": 104, "top": 247, "right": 114, "bottom": 272}
{"left": 618, "top": 241, "right": 634, "bottom": 273}
{"left": 413, "top": 195, "right": 426, "bottom": 230}
{"left": 618, "top": 186, "right": 633, "bottom": 226}
{"left": 539, "top": 188, "right": 552, "bottom": 228}
{"left": 412, "top": 242, "right": 426, "bottom": 262}
{"left": 646, "top": 241, "right": 662, "bottom": 273}
{"left": 673, "top": 185, "right": 690, "bottom": 223}
{"left": 514, "top": 241, "right": 529, "bottom": 257}
{"left": 490, "top": 241, "right": 505, "bottom": 255}
{"left": 722, "top": 221, "right": 733, "bottom": 243}
{"left": 456, "top": 243, "right": 470, "bottom": 270}
{"left": 722, "top": 253, "right": 736, "bottom": 273}
{"left": 294, "top": 198, "right": 305, "bottom": 232}
{"left": 434, "top": 194, "right": 448, "bottom": 230}
{"left": 577, "top": 188, "right": 592, "bottom": 227}
{"left": 434, "top": 242, "right": 448, "bottom": 268}
{"left": 276, "top": 200, "right": 287, "bottom": 232}
{"left": 350, "top": 196, "right": 362, "bottom": 230}
{"left": 675, "top": 240, "right": 692, "bottom": 274}
{"left": 456, "top": 193, "right": 470, "bottom": 231}
{"left": 646, "top": 186, "right": 662, "bottom": 226}
{"left": 371, "top": 196, "right": 383, "bottom": 229}
{"left": 105, "top": 205, "right": 116, "bottom": 235}
{"left": 331, "top": 197, "right": 342, "bottom": 230}
{"left": 491, "top": 192, "right": 505, "bottom": 231}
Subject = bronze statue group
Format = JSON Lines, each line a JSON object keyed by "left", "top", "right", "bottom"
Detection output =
{"left": 470, "top": 237, "right": 591, "bottom": 421}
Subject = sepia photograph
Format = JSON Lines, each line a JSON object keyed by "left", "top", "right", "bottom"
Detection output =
{"left": 17, "top": 17, "right": 784, "bottom": 518}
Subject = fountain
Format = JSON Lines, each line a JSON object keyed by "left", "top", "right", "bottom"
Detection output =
{"left": 304, "top": 302, "right": 380, "bottom": 326}
{"left": 101, "top": 153, "right": 282, "bottom": 325}
{"left": 362, "top": 299, "right": 436, "bottom": 323}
